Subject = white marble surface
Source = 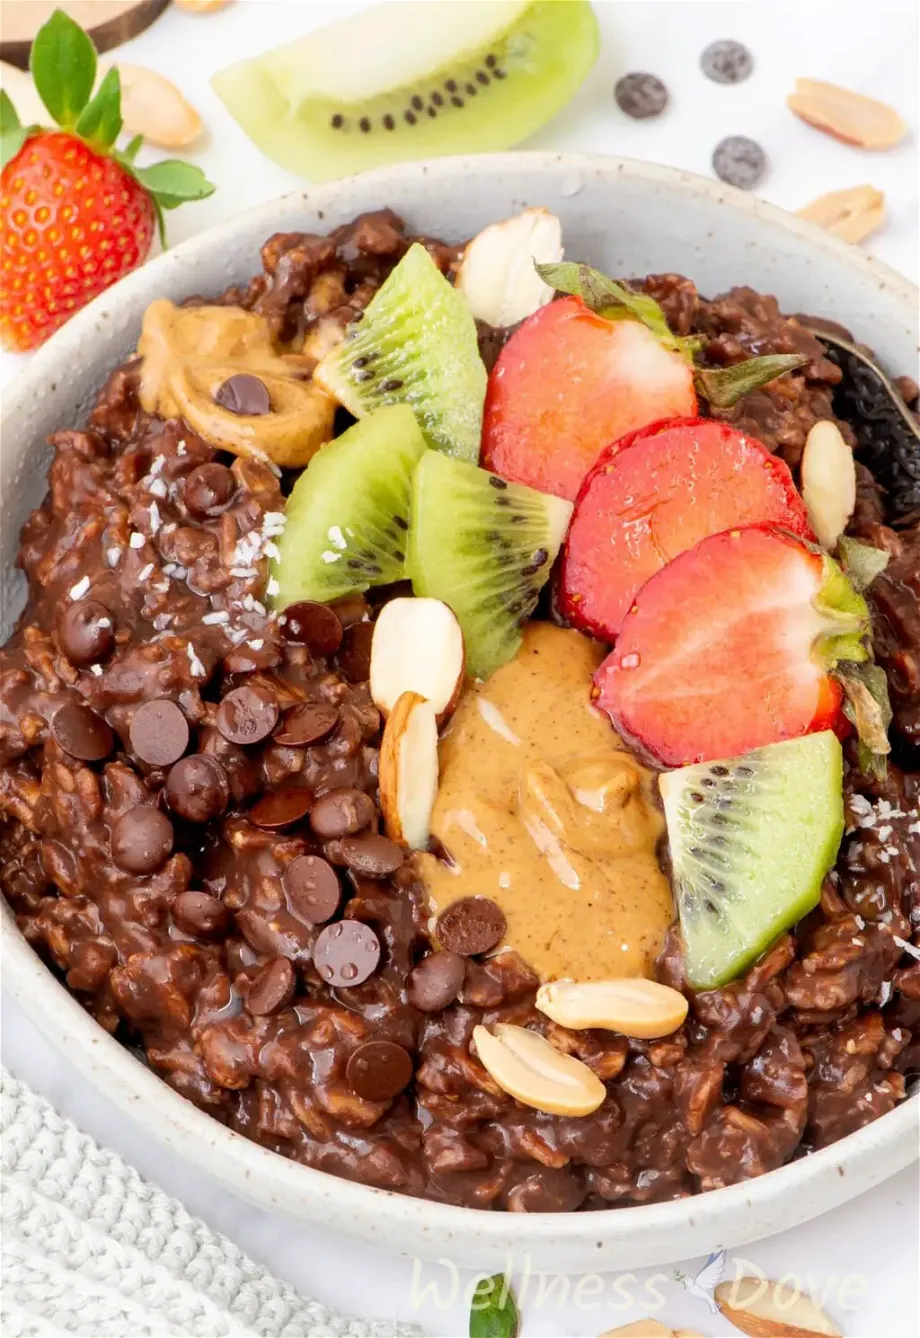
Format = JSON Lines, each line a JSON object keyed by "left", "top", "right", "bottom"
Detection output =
{"left": 2, "top": 1, "right": 918, "bottom": 1334}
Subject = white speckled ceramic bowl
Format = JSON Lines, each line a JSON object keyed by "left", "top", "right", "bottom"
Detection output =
{"left": 2, "top": 153, "right": 917, "bottom": 1271}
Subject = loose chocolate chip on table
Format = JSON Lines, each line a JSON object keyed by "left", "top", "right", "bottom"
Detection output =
{"left": 50, "top": 701, "right": 114, "bottom": 761}
{"left": 338, "top": 833, "right": 404, "bottom": 878}
{"left": 346, "top": 1040, "right": 413, "bottom": 1101}
{"left": 184, "top": 462, "right": 236, "bottom": 518}
{"left": 247, "top": 956, "right": 296, "bottom": 1015}
{"left": 216, "top": 684, "right": 279, "bottom": 745}
{"left": 129, "top": 698, "right": 189, "bottom": 767}
{"left": 111, "top": 805, "right": 174, "bottom": 875}
{"left": 274, "top": 701, "right": 340, "bottom": 747}
{"left": 165, "top": 753, "right": 229, "bottom": 822}
{"left": 283, "top": 854, "right": 341, "bottom": 924}
{"left": 172, "top": 889, "right": 229, "bottom": 936}
{"left": 614, "top": 71, "right": 669, "bottom": 119}
{"left": 248, "top": 788, "right": 313, "bottom": 830}
{"left": 337, "top": 620, "right": 375, "bottom": 683}
{"left": 57, "top": 599, "right": 114, "bottom": 665}
{"left": 436, "top": 896, "right": 507, "bottom": 957}
{"left": 313, "top": 919, "right": 381, "bottom": 987}
{"left": 281, "top": 600, "right": 344, "bottom": 655}
{"left": 310, "top": 787, "right": 375, "bottom": 838}
{"left": 406, "top": 950, "right": 466, "bottom": 1012}
{"left": 700, "top": 39, "right": 754, "bottom": 85}
{"left": 215, "top": 373, "right": 272, "bottom": 416}
{"left": 712, "top": 135, "right": 767, "bottom": 190}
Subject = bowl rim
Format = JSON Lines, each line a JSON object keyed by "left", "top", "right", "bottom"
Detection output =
{"left": 2, "top": 150, "right": 918, "bottom": 1255}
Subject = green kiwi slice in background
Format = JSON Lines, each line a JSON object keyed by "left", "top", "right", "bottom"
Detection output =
{"left": 270, "top": 404, "right": 426, "bottom": 608}
{"left": 660, "top": 731, "right": 845, "bottom": 990}
{"left": 407, "top": 451, "right": 573, "bottom": 680}
{"left": 211, "top": 1, "right": 600, "bottom": 182}
{"left": 315, "top": 243, "right": 486, "bottom": 463}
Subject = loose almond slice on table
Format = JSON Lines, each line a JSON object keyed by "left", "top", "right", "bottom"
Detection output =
{"left": 456, "top": 207, "right": 563, "bottom": 327}
{"left": 800, "top": 420, "right": 856, "bottom": 550}
{"left": 715, "top": 1278, "right": 841, "bottom": 1338}
{"left": 378, "top": 691, "right": 439, "bottom": 850}
{"left": 370, "top": 597, "right": 465, "bottom": 723}
{"left": 787, "top": 78, "right": 907, "bottom": 149}
{"left": 797, "top": 185, "right": 886, "bottom": 243}
{"left": 600, "top": 1323, "right": 676, "bottom": 1337}
{"left": 105, "top": 61, "right": 203, "bottom": 148}
{"left": 175, "top": 0, "right": 233, "bottom": 12}
{"left": 472, "top": 1022, "right": 606, "bottom": 1116}
{"left": 536, "top": 978, "right": 688, "bottom": 1038}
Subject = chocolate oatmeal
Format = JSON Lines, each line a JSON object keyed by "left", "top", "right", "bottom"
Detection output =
{"left": 1, "top": 209, "right": 917, "bottom": 1212}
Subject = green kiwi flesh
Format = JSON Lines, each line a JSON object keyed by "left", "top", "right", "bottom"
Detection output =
{"left": 270, "top": 404, "right": 426, "bottom": 608}
{"left": 660, "top": 731, "right": 845, "bottom": 990}
{"left": 211, "top": 1, "right": 600, "bottom": 182}
{"left": 407, "top": 451, "right": 573, "bottom": 680}
{"left": 315, "top": 243, "right": 486, "bottom": 463}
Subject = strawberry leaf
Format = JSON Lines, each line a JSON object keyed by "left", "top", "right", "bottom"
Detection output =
{"left": 695, "top": 354, "right": 810, "bottom": 408}
{"left": 122, "top": 133, "right": 144, "bottom": 163}
{"left": 838, "top": 661, "right": 892, "bottom": 777}
{"left": 469, "top": 1275, "right": 519, "bottom": 1338}
{"left": 30, "top": 9, "right": 97, "bottom": 129}
{"left": 135, "top": 159, "right": 215, "bottom": 209}
{"left": 837, "top": 536, "right": 890, "bottom": 591}
{"left": 0, "top": 89, "right": 21, "bottom": 135}
{"left": 75, "top": 66, "right": 122, "bottom": 149}
{"left": 0, "top": 126, "right": 30, "bottom": 170}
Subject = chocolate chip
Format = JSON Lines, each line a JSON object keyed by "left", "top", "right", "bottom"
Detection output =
{"left": 701, "top": 39, "right": 754, "bottom": 85}
{"left": 50, "top": 701, "right": 114, "bottom": 761}
{"left": 337, "top": 620, "right": 374, "bottom": 683}
{"left": 346, "top": 1040, "right": 413, "bottom": 1101}
{"left": 216, "top": 685, "right": 279, "bottom": 745}
{"left": 614, "top": 72, "right": 669, "bottom": 119}
{"left": 274, "top": 701, "right": 340, "bottom": 747}
{"left": 310, "top": 788, "right": 375, "bottom": 838}
{"left": 184, "top": 463, "right": 236, "bottom": 518}
{"left": 406, "top": 951, "right": 466, "bottom": 1012}
{"left": 283, "top": 855, "right": 340, "bottom": 924}
{"left": 57, "top": 600, "right": 114, "bottom": 665}
{"left": 435, "top": 896, "right": 506, "bottom": 956}
{"left": 165, "top": 754, "right": 229, "bottom": 822}
{"left": 312, "top": 919, "right": 381, "bottom": 986}
{"left": 129, "top": 699, "right": 189, "bottom": 767}
{"left": 281, "top": 601, "right": 343, "bottom": 655}
{"left": 338, "top": 833, "right": 404, "bottom": 878}
{"left": 712, "top": 135, "right": 767, "bottom": 190}
{"left": 247, "top": 956, "right": 296, "bottom": 1015}
{"left": 111, "top": 805, "right": 174, "bottom": 875}
{"left": 172, "top": 889, "right": 229, "bottom": 936}
{"left": 215, "top": 373, "right": 271, "bottom": 416}
{"left": 248, "top": 788, "right": 313, "bottom": 829}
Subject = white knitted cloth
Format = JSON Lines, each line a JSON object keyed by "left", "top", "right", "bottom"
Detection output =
{"left": 0, "top": 1067, "right": 413, "bottom": 1338}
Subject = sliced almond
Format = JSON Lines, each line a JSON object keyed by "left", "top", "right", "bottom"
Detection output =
{"left": 378, "top": 691, "right": 439, "bottom": 850}
{"left": 456, "top": 207, "right": 563, "bottom": 328}
{"left": 472, "top": 1022, "right": 606, "bottom": 1116}
{"left": 787, "top": 79, "right": 907, "bottom": 150}
{"left": 715, "top": 1279, "right": 841, "bottom": 1338}
{"left": 797, "top": 184, "right": 886, "bottom": 243}
{"left": 536, "top": 978, "right": 688, "bottom": 1038}
{"left": 800, "top": 419, "right": 856, "bottom": 550}
{"left": 370, "top": 597, "right": 465, "bottom": 724}
{"left": 175, "top": 0, "right": 233, "bottom": 11}
{"left": 104, "top": 61, "right": 203, "bottom": 148}
{"left": 600, "top": 1324, "right": 675, "bottom": 1337}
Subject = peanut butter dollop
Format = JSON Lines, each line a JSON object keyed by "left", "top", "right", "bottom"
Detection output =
{"left": 417, "top": 623, "right": 673, "bottom": 982}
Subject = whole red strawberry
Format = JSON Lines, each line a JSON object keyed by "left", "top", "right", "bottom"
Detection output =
{"left": 0, "top": 10, "right": 213, "bottom": 351}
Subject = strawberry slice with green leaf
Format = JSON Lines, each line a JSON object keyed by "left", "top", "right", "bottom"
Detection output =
{"left": 1, "top": 10, "right": 214, "bottom": 351}
{"left": 594, "top": 524, "right": 885, "bottom": 768}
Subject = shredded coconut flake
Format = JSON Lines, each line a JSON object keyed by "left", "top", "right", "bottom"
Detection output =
{"left": 263, "top": 541, "right": 281, "bottom": 561}
{"left": 878, "top": 980, "right": 893, "bottom": 1007}
{"left": 68, "top": 576, "right": 90, "bottom": 600}
{"left": 106, "top": 547, "right": 121, "bottom": 567}
{"left": 152, "top": 614, "right": 172, "bottom": 631}
{"left": 137, "top": 563, "right": 154, "bottom": 582}
{"left": 877, "top": 825, "right": 893, "bottom": 842}
{"left": 248, "top": 638, "right": 264, "bottom": 650}
{"left": 90, "top": 664, "right": 103, "bottom": 677}
{"left": 149, "top": 456, "right": 165, "bottom": 476}
{"left": 148, "top": 477, "right": 168, "bottom": 499}
{"left": 187, "top": 644, "right": 206, "bottom": 678}
{"left": 148, "top": 502, "right": 161, "bottom": 534}
{"left": 129, "top": 532, "right": 145, "bottom": 550}
{"left": 231, "top": 567, "right": 257, "bottom": 579}
{"left": 893, "top": 935, "right": 920, "bottom": 962}
{"left": 321, "top": 551, "right": 341, "bottom": 564}
{"left": 266, "top": 577, "right": 280, "bottom": 598}
{"left": 202, "top": 611, "right": 229, "bottom": 625}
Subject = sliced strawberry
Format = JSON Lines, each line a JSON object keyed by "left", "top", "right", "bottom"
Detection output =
{"left": 561, "top": 418, "right": 813, "bottom": 639}
{"left": 480, "top": 297, "right": 697, "bottom": 501}
{"left": 594, "top": 525, "right": 870, "bottom": 766}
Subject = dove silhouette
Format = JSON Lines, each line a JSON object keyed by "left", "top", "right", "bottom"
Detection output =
{"left": 673, "top": 1249, "right": 726, "bottom": 1314}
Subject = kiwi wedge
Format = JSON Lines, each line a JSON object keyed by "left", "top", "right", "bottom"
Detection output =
{"left": 211, "top": 1, "right": 600, "bottom": 182}
{"left": 314, "top": 243, "right": 486, "bottom": 463}
{"left": 407, "top": 451, "right": 573, "bottom": 680}
{"left": 270, "top": 404, "right": 426, "bottom": 608}
{"left": 660, "top": 732, "right": 845, "bottom": 991}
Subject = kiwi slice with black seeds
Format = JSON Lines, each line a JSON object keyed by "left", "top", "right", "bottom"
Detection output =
{"left": 660, "top": 731, "right": 845, "bottom": 990}
{"left": 315, "top": 243, "right": 486, "bottom": 463}
{"left": 211, "top": 1, "right": 600, "bottom": 182}
{"left": 270, "top": 404, "right": 426, "bottom": 608}
{"left": 407, "top": 450, "right": 573, "bottom": 679}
